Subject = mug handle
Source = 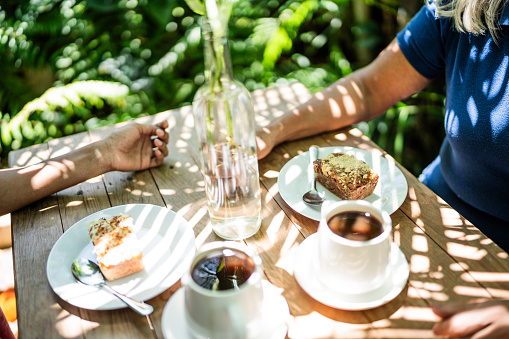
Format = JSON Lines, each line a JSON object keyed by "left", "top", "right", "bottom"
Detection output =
{"left": 226, "top": 303, "right": 246, "bottom": 339}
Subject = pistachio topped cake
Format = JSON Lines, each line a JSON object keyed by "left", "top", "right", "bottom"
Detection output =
{"left": 313, "top": 153, "right": 379, "bottom": 200}
{"left": 88, "top": 214, "right": 144, "bottom": 281}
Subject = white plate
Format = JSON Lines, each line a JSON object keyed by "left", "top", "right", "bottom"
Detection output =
{"left": 161, "top": 281, "right": 290, "bottom": 339}
{"left": 278, "top": 146, "right": 408, "bottom": 220}
{"left": 294, "top": 234, "right": 409, "bottom": 310}
{"left": 46, "top": 204, "right": 196, "bottom": 310}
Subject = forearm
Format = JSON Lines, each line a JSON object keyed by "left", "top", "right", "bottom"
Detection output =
{"left": 259, "top": 39, "right": 431, "bottom": 156}
{"left": 267, "top": 73, "right": 374, "bottom": 146}
{"left": 0, "top": 141, "right": 110, "bottom": 216}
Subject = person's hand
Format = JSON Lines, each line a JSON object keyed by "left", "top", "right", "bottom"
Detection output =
{"left": 101, "top": 121, "right": 169, "bottom": 172}
{"left": 432, "top": 300, "right": 509, "bottom": 338}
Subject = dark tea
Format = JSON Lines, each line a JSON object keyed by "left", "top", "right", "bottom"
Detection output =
{"left": 191, "top": 249, "right": 255, "bottom": 291}
{"left": 327, "top": 211, "right": 383, "bottom": 241}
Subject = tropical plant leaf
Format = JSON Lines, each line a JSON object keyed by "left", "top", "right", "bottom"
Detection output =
{"left": 184, "top": 0, "right": 206, "bottom": 15}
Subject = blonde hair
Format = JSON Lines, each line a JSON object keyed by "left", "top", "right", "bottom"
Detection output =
{"left": 435, "top": 0, "right": 508, "bottom": 39}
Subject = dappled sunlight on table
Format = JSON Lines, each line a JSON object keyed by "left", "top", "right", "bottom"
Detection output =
{"left": 65, "top": 201, "right": 83, "bottom": 207}
{"left": 388, "top": 305, "right": 439, "bottom": 322}
{"left": 290, "top": 312, "right": 373, "bottom": 339}
{"left": 446, "top": 243, "right": 487, "bottom": 260}
{"left": 444, "top": 229, "right": 481, "bottom": 241}
{"left": 55, "top": 308, "right": 99, "bottom": 339}
{"left": 278, "top": 223, "right": 301, "bottom": 257}
{"left": 484, "top": 287, "right": 509, "bottom": 299}
{"left": 410, "top": 254, "right": 431, "bottom": 273}
{"left": 407, "top": 283, "right": 448, "bottom": 301}
{"left": 265, "top": 211, "right": 286, "bottom": 240}
{"left": 372, "top": 307, "right": 438, "bottom": 338}
{"left": 464, "top": 271, "right": 509, "bottom": 283}
{"left": 440, "top": 206, "right": 470, "bottom": 227}
{"left": 411, "top": 233, "right": 429, "bottom": 252}
{"left": 452, "top": 285, "right": 492, "bottom": 298}
{"left": 266, "top": 182, "right": 280, "bottom": 202}
{"left": 262, "top": 169, "right": 279, "bottom": 178}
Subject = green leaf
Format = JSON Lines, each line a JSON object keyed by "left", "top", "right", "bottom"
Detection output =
{"left": 262, "top": 26, "right": 292, "bottom": 70}
{"left": 205, "top": 0, "right": 234, "bottom": 40}
{"left": 184, "top": 0, "right": 206, "bottom": 15}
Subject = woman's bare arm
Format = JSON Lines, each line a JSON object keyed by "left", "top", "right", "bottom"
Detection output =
{"left": 257, "top": 39, "right": 432, "bottom": 159}
{"left": 0, "top": 121, "right": 169, "bottom": 216}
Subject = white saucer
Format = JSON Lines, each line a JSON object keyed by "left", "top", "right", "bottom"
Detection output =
{"left": 161, "top": 280, "right": 290, "bottom": 339}
{"left": 278, "top": 146, "right": 408, "bottom": 221}
{"left": 294, "top": 234, "right": 409, "bottom": 310}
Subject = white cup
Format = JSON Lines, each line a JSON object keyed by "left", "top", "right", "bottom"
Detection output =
{"left": 182, "top": 241, "right": 264, "bottom": 339}
{"left": 317, "top": 200, "right": 392, "bottom": 294}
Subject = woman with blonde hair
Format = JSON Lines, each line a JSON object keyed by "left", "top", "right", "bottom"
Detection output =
{"left": 257, "top": 0, "right": 509, "bottom": 337}
{"left": 436, "top": 0, "right": 506, "bottom": 36}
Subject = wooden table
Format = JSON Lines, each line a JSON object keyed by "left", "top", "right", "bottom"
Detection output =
{"left": 8, "top": 83, "right": 509, "bottom": 338}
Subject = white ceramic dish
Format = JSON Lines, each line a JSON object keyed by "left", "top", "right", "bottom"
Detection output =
{"left": 278, "top": 146, "right": 408, "bottom": 220}
{"left": 46, "top": 204, "right": 196, "bottom": 310}
{"left": 161, "top": 280, "right": 290, "bottom": 339}
{"left": 293, "top": 234, "right": 409, "bottom": 310}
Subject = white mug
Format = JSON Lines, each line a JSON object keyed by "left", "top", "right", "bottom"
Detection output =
{"left": 317, "top": 200, "right": 392, "bottom": 294}
{"left": 182, "top": 241, "right": 264, "bottom": 339}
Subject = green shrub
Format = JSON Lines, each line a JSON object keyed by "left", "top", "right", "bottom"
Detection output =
{"left": 0, "top": 80, "right": 149, "bottom": 157}
{"left": 0, "top": 0, "right": 446, "bottom": 175}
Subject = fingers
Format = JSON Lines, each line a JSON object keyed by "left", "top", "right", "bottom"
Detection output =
{"left": 127, "top": 121, "right": 170, "bottom": 168}
{"left": 433, "top": 309, "right": 488, "bottom": 338}
{"left": 155, "top": 120, "right": 170, "bottom": 141}
{"left": 156, "top": 127, "right": 169, "bottom": 144}
{"left": 431, "top": 303, "right": 466, "bottom": 318}
{"left": 432, "top": 302, "right": 509, "bottom": 338}
{"left": 150, "top": 120, "right": 169, "bottom": 160}
{"left": 150, "top": 148, "right": 165, "bottom": 168}
{"left": 137, "top": 120, "right": 169, "bottom": 142}
{"left": 153, "top": 138, "right": 168, "bottom": 157}
{"left": 156, "top": 120, "right": 169, "bottom": 130}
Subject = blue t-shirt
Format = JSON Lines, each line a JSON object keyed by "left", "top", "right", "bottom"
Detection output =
{"left": 397, "top": 1, "right": 509, "bottom": 223}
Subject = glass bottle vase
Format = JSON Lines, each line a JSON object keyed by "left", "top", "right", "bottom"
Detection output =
{"left": 192, "top": 21, "right": 261, "bottom": 240}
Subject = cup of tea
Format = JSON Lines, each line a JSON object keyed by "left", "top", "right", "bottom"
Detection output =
{"left": 182, "top": 241, "right": 264, "bottom": 339}
{"left": 317, "top": 200, "right": 392, "bottom": 294}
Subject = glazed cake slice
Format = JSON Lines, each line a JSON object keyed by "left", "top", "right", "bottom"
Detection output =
{"left": 313, "top": 152, "right": 379, "bottom": 200}
{"left": 88, "top": 214, "right": 144, "bottom": 281}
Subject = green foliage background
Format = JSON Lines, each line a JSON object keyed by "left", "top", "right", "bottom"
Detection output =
{"left": 0, "top": 0, "right": 445, "bottom": 175}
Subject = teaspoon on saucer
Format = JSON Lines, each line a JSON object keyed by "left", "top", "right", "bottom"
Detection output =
{"left": 302, "top": 146, "right": 325, "bottom": 206}
{"left": 71, "top": 258, "right": 154, "bottom": 315}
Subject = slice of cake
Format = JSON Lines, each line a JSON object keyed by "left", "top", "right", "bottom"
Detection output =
{"left": 88, "top": 214, "right": 143, "bottom": 281}
{"left": 313, "top": 152, "right": 379, "bottom": 200}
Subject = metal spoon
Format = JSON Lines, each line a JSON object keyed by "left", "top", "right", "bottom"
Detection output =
{"left": 302, "top": 146, "right": 325, "bottom": 206}
{"left": 71, "top": 258, "right": 154, "bottom": 315}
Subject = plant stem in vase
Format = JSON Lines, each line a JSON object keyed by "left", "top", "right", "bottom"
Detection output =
{"left": 193, "top": 20, "right": 262, "bottom": 240}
